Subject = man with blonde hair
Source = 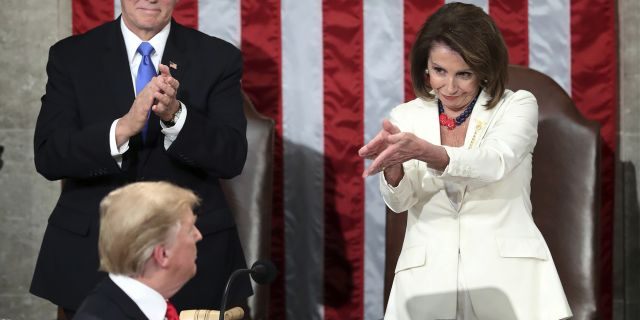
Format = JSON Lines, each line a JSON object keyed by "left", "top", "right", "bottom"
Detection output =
{"left": 74, "top": 181, "right": 202, "bottom": 320}
{"left": 31, "top": 0, "right": 251, "bottom": 315}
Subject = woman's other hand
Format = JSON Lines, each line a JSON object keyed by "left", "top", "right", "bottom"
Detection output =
{"left": 360, "top": 120, "right": 426, "bottom": 178}
{"left": 358, "top": 119, "right": 399, "bottom": 160}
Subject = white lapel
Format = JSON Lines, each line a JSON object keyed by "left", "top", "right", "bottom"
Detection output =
{"left": 412, "top": 96, "right": 468, "bottom": 213}
{"left": 412, "top": 97, "right": 441, "bottom": 145}
{"left": 464, "top": 90, "right": 500, "bottom": 149}
{"left": 446, "top": 90, "right": 500, "bottom": 213}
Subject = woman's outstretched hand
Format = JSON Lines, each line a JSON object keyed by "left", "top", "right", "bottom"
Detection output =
{"left": 358, "top": 119, "right": 399, "bottom": 159}
{"left": 359, "top": 120, "right": 427, "bottom": 177}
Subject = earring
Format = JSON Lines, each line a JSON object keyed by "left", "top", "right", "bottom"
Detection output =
{"left": 424, "top": 69, "right": 429, "bottom": 75}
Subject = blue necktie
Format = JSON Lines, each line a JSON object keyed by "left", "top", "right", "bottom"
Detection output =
{"left": 135, "top": 42, "right": 156, "bottom": 142}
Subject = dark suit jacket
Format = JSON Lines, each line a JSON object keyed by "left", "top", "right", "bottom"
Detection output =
{"left": 31, "top": 18, "right": 252, "bottom": 311}
{"left": 73, "top": 278, "right": 149, "bottom": 320}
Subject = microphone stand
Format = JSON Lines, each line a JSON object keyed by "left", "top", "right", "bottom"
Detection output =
{"left": 218, "top": 268, "right": 250, "bottom": 320}
{"left": 218, "top": 260, "right": 276, "bottom": 320}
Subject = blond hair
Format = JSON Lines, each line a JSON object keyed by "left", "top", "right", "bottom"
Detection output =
{"left": 98, "top": 181, "right": 200, "bottom": 276}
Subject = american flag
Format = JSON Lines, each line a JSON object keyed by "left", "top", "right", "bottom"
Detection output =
{"left": 71, "top": 0, "right": 616, "bottom": 319}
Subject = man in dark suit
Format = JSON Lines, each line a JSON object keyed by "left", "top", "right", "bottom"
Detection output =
{"left": 31, "top": 0, "right": 251, "bottom": 316}
{"left": 74, "top": 181, "right": 201, "bottom": 320}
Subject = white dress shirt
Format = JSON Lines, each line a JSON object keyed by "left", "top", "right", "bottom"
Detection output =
{"left": 109, "top": 19, "right": 188, "bottom": 167}
{"left": 109, "top": 273, "right": 168, "bottom": 320}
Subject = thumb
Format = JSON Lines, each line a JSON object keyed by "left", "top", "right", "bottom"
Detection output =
{"left": 382, "top": 119, "right": 400, "bottom": 134}
{"left": 158, "top": 64, "right": 171, "bottom": 77}
{"left": 387, "top": 131, "right": 408, "bottom": 144}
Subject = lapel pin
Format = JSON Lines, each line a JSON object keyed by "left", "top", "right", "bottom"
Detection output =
{"left": 469, "top": 120, "right": 485, "bottom": 148}
{"left": 169, "top": 61, "right": 178, "bottom": 70}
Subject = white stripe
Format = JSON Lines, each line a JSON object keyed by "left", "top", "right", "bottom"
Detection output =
{"left": 281, "top": 0, "right": 325, "bottom": 319}
{"left": 363, "top": 0, "right": 404, "bottom": 319}
{"left": 449, "top": 0, "right": 489, "bottom": 14}
{"left": 198, "top": 0, "right": 241, "bottom": 48}
{"left": 528, "top": 0, "right": 571, "bottom": 95}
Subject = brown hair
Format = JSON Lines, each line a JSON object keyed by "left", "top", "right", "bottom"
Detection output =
{"left": 410, "top": 2, "right": 509, "bottom": 109}
{"left": 98, "top": 181, "right": 200, "bottom": 276}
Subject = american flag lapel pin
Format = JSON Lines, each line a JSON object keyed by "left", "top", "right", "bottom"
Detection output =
{"left": 169, "top": 61, "right": 178, "bottom": 70}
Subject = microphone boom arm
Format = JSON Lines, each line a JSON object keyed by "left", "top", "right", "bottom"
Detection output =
{"left": 219, "top": 268, "right": 251, "bottom": 320}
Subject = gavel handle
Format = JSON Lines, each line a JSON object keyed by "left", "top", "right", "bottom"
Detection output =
{"left": 179, "top": 306, "right": 244, "bottom": 320}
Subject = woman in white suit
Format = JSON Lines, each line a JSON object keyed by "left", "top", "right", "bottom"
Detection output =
{"left": 359, "top": 3, "right": 572, "bottom": 320}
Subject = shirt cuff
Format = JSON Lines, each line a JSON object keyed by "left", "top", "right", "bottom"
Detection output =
{"left": 110, "top": 119, "right": 130, "bottom": 168}
{"left": 160, "top": 101, "right": 187, "bottom": 150}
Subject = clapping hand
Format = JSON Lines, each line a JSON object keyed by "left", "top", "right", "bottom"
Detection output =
{"left": 358, "top": 119, "right": 427, "bottom": 178}
{"left": 151, "top": 64, "right": 180, "bottom": 122}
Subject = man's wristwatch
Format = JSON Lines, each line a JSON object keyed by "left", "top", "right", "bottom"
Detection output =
{"left": 162, "top": 104, "right": 182, "bottom": 127}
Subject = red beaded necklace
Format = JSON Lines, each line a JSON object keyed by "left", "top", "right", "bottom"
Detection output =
{"left": 437, "top": 93, "right": 479, "bottom": 130}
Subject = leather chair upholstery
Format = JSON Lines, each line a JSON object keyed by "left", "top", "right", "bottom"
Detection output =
{"left": 220, "top": 92, "right": 275, "bottom": 320}
{"left": 384, "top": 65, "right": 601, "bottom": 319}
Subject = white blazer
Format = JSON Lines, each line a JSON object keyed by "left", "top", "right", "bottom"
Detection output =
{"left": 382, "top": 90, "right": 572, "bottom": 320}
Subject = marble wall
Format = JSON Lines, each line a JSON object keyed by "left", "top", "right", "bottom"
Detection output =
{"left": 0, "top": 0, "right": 69, "bottom": 319}
{"left": 616, "top": 0, "right": 640, "bottom": 319}
{"left": 0, "top": 0, "right": 637, "bottom": 319}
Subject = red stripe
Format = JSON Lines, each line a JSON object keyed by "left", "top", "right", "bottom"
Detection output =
{"left": 322, "top": 1, "right": 364, "bottom": 318}
{"left": 489, "top": 0, "right": 528, "bottom": 66}
{"left": 403, "top": 0, "right": 444, "bottom": 101}
{"left": 240, "top": 0, "right": 284, "bottom": 318}
{"left": 571, "top": 0, "right": 617, "bottom": 319}
{"left": 72, "top": 0, "right": 113, "bottom": 35}
{"left": 73, "top": 1, "right": 197, "bottom": 34}
{"left": 172, "top": 0, "right": 198, "bottom": 30}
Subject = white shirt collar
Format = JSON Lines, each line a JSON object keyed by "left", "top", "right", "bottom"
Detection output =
{"left": 109, "top": 273, "right": 168, "bottom": 320}
{"left": 120, "top": 17, "right": 171, "bottom": 65}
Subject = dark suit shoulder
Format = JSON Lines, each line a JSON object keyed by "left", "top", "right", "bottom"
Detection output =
{"left": 52, "top": 20, "right": 118, "bottom": 52}
{"left": 74, "top": 278, "right": 148, "bottom": 320}
{"left": 48, "top": 20, "right": 120, "bottom": 70}
{"left": 171, "top": 21, "right": 240, "bottom": 57}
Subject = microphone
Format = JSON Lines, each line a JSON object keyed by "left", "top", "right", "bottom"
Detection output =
{"left": 218, "top": 260, "right": 277, "bottom": 320}
{"left": 248, "top": 259, "right": 277, "bottom": 284}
